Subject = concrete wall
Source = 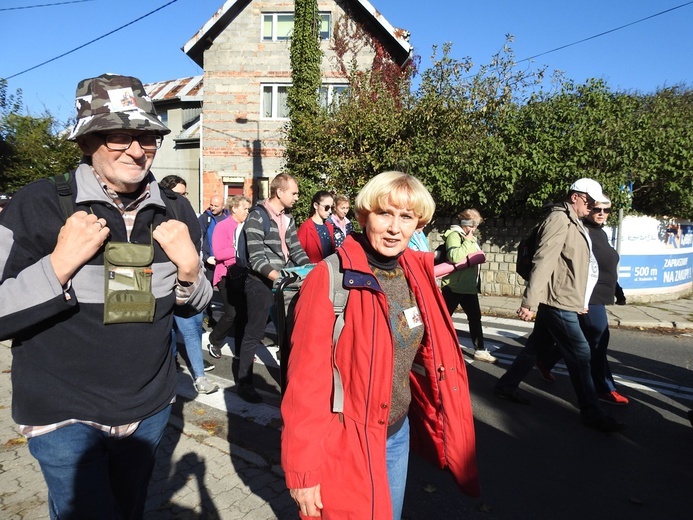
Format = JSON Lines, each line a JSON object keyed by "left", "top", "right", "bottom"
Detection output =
{"left": 428, "top": 216, "right": 693, "bottom": 303}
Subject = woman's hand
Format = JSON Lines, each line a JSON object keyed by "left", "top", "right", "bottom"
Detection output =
{"left": 290, "top": 484, "right": 323, "bottom": 517}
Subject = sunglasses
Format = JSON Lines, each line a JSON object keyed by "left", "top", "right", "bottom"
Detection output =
{"left": 318, "top": 204, "right": 332, "bottom": 211}
{"left": 591, "top": 207, "right": 612, "bottom": 214}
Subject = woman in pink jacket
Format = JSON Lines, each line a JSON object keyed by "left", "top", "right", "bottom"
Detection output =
{"left": 282, "top": 172, "right": 479, "bottom": 519}
{"left": 207, "top": 195, "right": 251, "bottom": 359}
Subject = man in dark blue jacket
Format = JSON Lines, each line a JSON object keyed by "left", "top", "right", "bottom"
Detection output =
{"left": 0, "top": 73, "right": 212, "bottom": 519}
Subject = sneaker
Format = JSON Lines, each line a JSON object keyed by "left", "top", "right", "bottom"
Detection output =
{"left": 203, "top": 359, "right": 215, "bottom": 372}
{"left": 194, "top": 376, "right": 219, "bottom": 394}
{"left": 237, "top": 385, "right": 263, "bottom": 403}
{"left": 473, "top": 349, "right": 497, "bottom": 363}
{"left": 207, "top": 343, "right": 222, "bottom": 359}
{"left": 536, "top": 363, "right": 556, "bottom": 383}
{"left": 598, "top": 391, "right": 629, "bottom": 406}
{"left": 582, "top": 415, "right": 627, "bottom": 433}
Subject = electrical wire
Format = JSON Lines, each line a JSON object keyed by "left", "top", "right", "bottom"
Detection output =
{"left": 517, "top": 1, "right": 693, "bottom": 63}
{"left": 4, "top": 0, "right": 179, "bottom": 80}
{"left": 0, "top": 0, "right": 95, "bottom": 11}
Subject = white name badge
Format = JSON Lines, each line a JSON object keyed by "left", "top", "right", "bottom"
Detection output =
{"left": 403, "top": 306, "right": 422, "bottom": 329}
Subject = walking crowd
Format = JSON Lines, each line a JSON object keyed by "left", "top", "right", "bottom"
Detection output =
{"left": 0, "top": 72, "right": 687, "bottom": 520}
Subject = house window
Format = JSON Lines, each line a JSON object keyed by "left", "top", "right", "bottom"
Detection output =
{"left": 319, "top": 84, "right": 349, "bottom": 108}
{"left": 262, "top": 12, "right": 331, "bottom": 41}
{"left": 261, "top": 84, "right": 290, "bottom": 119}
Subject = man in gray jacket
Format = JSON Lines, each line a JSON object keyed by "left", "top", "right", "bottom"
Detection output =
{"left": 494, "top": 178, "right": 626, "bottom": 433}
{"left": 237, "top": 174, "right": 309, "bottom": 402}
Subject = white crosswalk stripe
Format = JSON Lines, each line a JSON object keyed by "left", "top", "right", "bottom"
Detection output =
{"left": 182, "top": 312, "right": 693, "bottom": 419}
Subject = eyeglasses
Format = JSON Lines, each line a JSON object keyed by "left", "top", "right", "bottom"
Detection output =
{"left": 319, "top": 204, "right": 332, "bottom": 211}
{"left": 98, "top": 133, "right": 163, "bottom": 151}
{"left": 576, "top": 193, "right": 595, "bottom": 207}
{"left": 591, "top": 207, "right": 612, "bottom": 214}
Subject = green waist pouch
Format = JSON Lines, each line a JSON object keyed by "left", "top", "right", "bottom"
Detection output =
{"left": 104, "top": 241, "right": 155, "bottom": 324}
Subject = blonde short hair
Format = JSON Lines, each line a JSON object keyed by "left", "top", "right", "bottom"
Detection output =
{"left": 333, "top": 193, "right": 350, "bottom": 206}
{"left": 458, "top": 209, "right": 483, "bottom": 227}
{"left": 354, "top": 171, "right": 435, "bottom": 227}
{"left": 226, "top": 195, "right": 251, "bottom": 212}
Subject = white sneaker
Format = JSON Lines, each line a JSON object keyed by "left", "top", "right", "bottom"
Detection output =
{"left": 194, "top": 376, "right": 219, "bottom": 394}
{"left": 474, "top": 349, "right": 497, "bottom": 363}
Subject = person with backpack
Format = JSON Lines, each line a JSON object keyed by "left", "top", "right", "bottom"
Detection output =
{"left": 494, "top": 178, "right": 627, "bottom": 433}
{"left": 440, "top": 209, "right": 496, "bottom": 363}
{"left": 0, "top": 73, "right": 212, "bottom": 518}
{"left": 536, "top": 200, "right": 630, "bottom": 406}
{"left": 207, "top": 195, "right": 252, "bottom": 360}
{"left": 282, "top": 171, "right": 479, "bottom": 519}
{"left": 238, "top": 174, "right": 309, "bottom": 403}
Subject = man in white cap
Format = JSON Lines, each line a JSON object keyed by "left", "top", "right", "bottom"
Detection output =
{"left": 494, "top": 178, "right": 627, "bottom": 433}
{"left": 0, "top": 73, "right": 212, "bottom": 518}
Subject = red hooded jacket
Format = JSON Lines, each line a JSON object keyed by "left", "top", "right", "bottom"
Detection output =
{"left": 281, "top": 235, "right": 479, "bottom": 519}
{"left": 297, "top": 218, "right": 336, "bottom": 263}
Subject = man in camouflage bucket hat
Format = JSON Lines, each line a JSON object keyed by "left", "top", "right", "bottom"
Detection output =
{"left": 0, "top": 74, "right": 212, "bottom": 519}
{"left": 68, "top": 73, "right": 170, "bottom": 140}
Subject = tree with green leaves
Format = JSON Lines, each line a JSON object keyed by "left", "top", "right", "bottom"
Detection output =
{"left": 285, "top": 0, "right": 324, "bottom": 222}
{"left": 1, "top": 79, "right": 80, "bottom": 194}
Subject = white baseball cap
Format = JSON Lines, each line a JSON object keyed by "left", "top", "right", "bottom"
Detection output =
{"left": 569, "top": 178, "right": 610, "bottom": 204}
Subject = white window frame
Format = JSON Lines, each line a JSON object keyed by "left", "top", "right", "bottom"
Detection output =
{"left": 261, "top": 12, "right": 332, "bottom": 42}
{"left": 261, "top": 83, "right": 350, "bottom": 120}
{"left": 261, "top": 84, "right": 291, "bottom": 120}
{"left": 319, "top": 84, "right": 349, "bottom": 108}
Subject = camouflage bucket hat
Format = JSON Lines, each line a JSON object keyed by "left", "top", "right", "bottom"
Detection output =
{"left": 67, "top": 73, "right": 170, "bottom": 140}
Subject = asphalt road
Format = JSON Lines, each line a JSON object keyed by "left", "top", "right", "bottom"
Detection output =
{"left": 181, "top": 318, "right": 693, "bottom": 520}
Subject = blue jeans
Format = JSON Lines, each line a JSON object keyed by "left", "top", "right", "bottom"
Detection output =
{"left": 537, "top": 304, "right": 616, "bottom": 394}
{"left": 496, "top": 304, "right": 605, "bottom": 420}
{"left": 173, "top": 312, "right": 205, "bottom": 379}
{"left": 28, "top": 404, "right": 171, "bottom": 520}
{"left": 579, "top": 304, "right": 615, "bottom": 393}
{"left": 386, "top": 416, "right": 410, "bottom": 520}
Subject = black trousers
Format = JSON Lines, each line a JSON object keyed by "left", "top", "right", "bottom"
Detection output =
{"left": 441, "top": 287, "right": 485, "bottom": 351}
{"left": 209, "top": 275, "right": 246, "bottom": 350}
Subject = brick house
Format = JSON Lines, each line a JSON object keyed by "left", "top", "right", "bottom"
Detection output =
{"left": 175, "top": 0, "right": 412, "bottom": 209}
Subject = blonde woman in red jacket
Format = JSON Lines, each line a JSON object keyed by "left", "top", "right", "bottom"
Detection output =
{"left": 282, "top": 172, "right": 479, "bottom": 519}
{"left": 298, "top": 190, "right": 336, "bottom": 263}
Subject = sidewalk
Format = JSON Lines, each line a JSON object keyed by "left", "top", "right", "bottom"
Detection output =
{"left": 1, "top": 294, "right": 691, "bottom": 518}
{"left": 480, "top": 293, "right": 693, "bottom": 330}
{"left": 0, "top": 342, "right": 294, "bottom": 519}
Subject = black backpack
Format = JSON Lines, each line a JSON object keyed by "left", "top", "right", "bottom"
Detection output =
{"left": 433, "top": 229, "right": 462, "bottom": 265}
{"left": 516, "top": 225, "right": 539, "bottom": 281}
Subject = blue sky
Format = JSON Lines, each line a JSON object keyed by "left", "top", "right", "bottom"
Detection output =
{"left": 2, "top": 0, "right": 692, "bottom": 124}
